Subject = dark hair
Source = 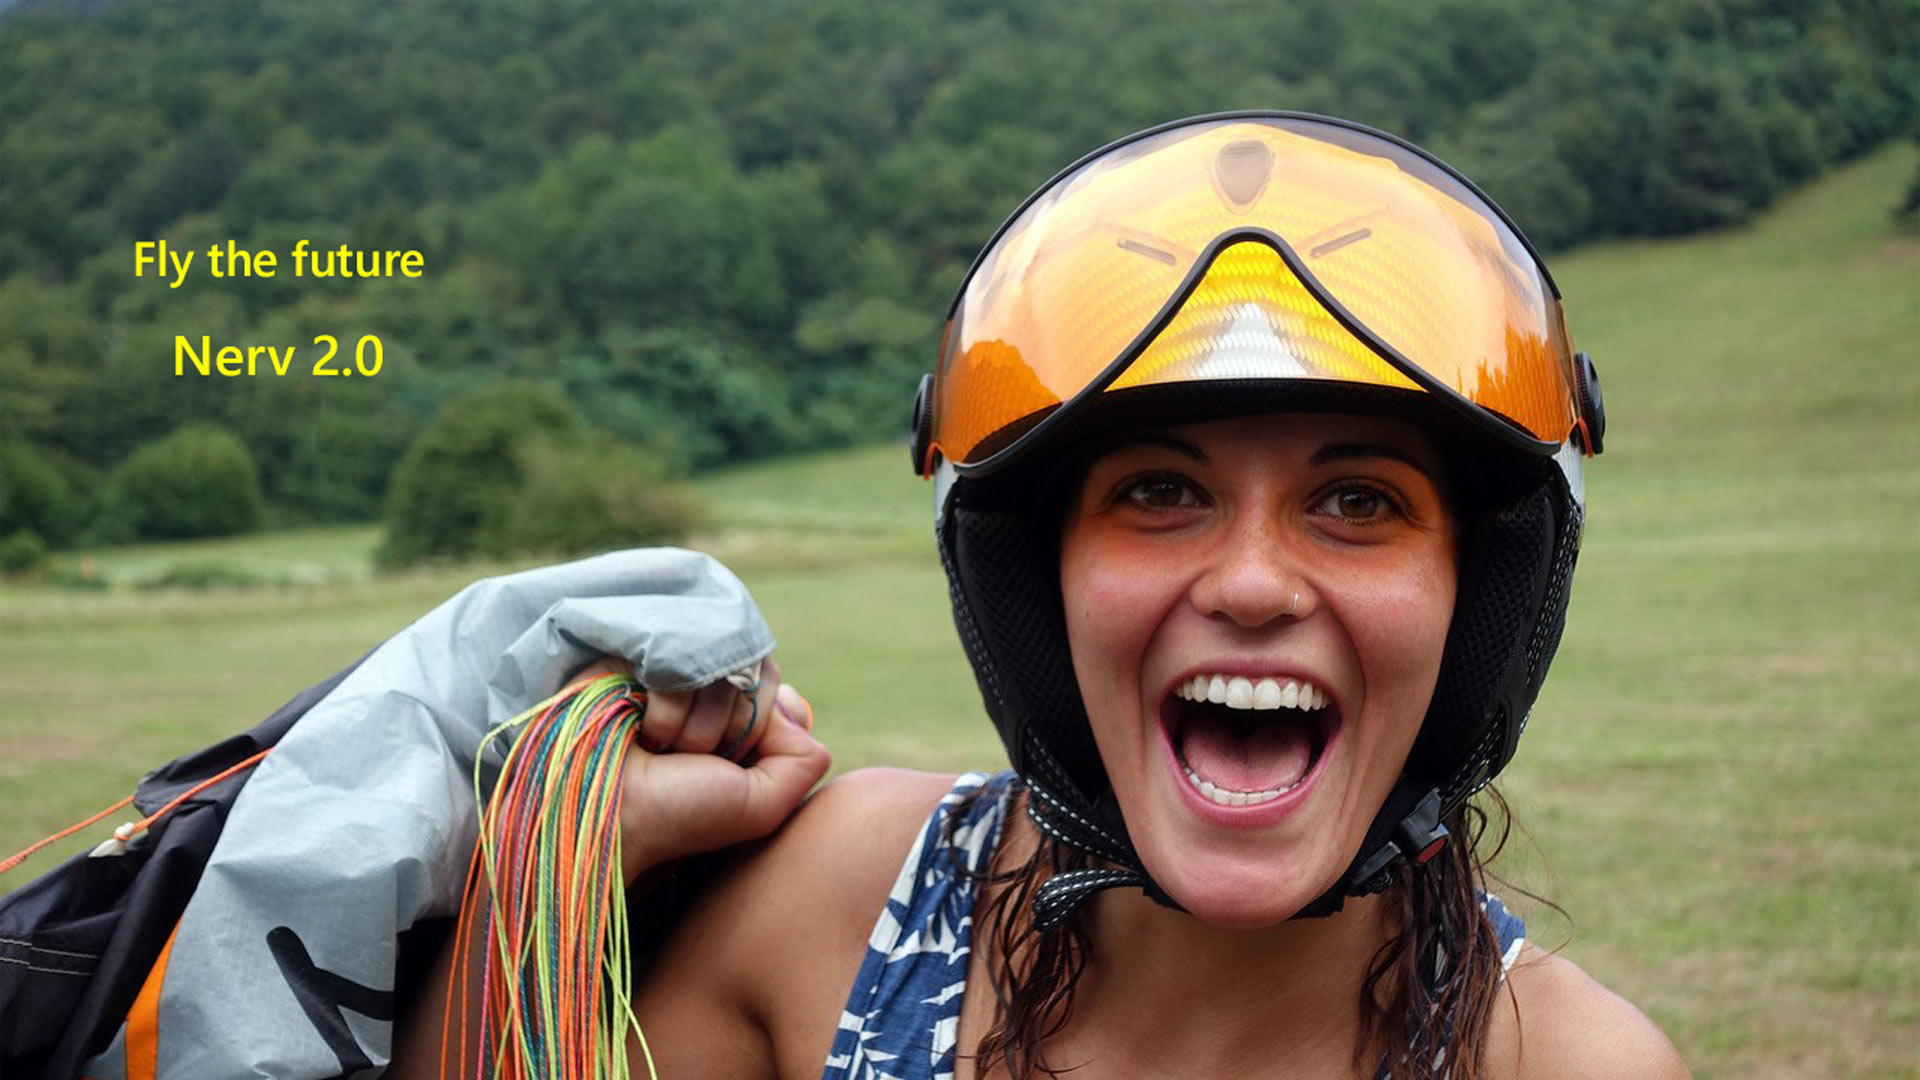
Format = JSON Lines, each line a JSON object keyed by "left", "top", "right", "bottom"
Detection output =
{"left": 1354, "top": 790, "right": 1519, "bottom": 1080}
{"left": 945, "top": 779, "right": 1522, "bottom": 1080}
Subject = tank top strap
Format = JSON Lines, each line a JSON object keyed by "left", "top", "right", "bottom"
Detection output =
{"left": 1481, "top": 890, "right": 1528, "bottom": 976}
{"left": 820, "top": 770, "right": 1018, "bottom": 1080}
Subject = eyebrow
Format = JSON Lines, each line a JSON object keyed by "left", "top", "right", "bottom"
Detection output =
{"left": 1310, "top": 441, "right": 1438, "bottom": 481}
{"left": 1094, "top": 433, "right": 1438, "bottom": 481}
{"left": 1096, "top": 433, "right": 1210, "bottom": 463}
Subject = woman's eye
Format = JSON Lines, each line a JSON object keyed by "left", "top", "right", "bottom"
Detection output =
{"left": 1317, "top": 485, "right": 1398, "bottom": 523}
{"left": 1122, "top": 476, "right": 1203, "bottom": 510}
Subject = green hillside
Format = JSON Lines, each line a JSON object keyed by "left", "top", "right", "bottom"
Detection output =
{"left": 4, "top": 0, "right": 1914, "bottom": 555}
{"left": 2, "top": 144, "right": 1916, "bottom": 1076}
{"left": 1507, "top": 143, "right": 1919, "bottom": 1077}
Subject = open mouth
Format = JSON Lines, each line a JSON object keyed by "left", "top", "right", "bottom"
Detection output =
{"left": 1162, "top": 674, "right": 1337, "bottom": 808}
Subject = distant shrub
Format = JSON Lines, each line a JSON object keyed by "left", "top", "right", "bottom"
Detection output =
{"left": 139, "top": 561, "right": 278, "bottom": 590}
{"left": 110, "top": 424, "right": 261, "bottom": 540}
{"left": 0, "top": 442, "right": 94, "bottom": 547}
{"left": 498, "top": 434, "right": 701, "bottom": 558}
{"left": 379, "top": 381, "right": 583, "bottom": 567}
{"left": 0, "top": 528, "right": 47, "bottom": 575}
{"left": 1896, "top": 131, "right": 1920, "bottom": 229}
{"left": 380, "top": 382, "right": 699, "bottom": 567}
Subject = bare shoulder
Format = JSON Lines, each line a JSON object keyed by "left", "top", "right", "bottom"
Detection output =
{"left": 637, "top": 768, "right": 963, "bottom": 1076}
{"left": 669, "top": 765, "right": 962, "bottom": 970}
{"left": 1485, "top": 944, "right": 1690, "bottom": 1080}
{"left": 768, "top": 765, "right": 970, "bottom": 884}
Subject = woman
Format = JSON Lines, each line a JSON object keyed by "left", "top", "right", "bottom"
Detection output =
{"left": 397, "top": 112, "right": 1685, "bottom": 1079}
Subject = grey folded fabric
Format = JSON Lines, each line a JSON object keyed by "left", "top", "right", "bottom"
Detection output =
{"left": 82, "top": 547, "right": 773, "bottom": 1079}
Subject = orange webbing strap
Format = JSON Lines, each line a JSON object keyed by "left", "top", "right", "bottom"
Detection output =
{"left": 124, "top": 922, "right": 180, "bottom": 1080}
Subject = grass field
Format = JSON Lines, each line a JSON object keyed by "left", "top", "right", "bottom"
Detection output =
{"left": 3, "top": 146, "right": 1916, "bottom": 1077}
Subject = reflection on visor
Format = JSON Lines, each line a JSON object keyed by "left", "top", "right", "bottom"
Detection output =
{"left": 930, "top": 114, "right": 1582, "bottom": 472}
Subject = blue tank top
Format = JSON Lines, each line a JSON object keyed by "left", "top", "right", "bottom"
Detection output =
{"left": 820, "top": 771, "right": 1527, "bottom": 1080}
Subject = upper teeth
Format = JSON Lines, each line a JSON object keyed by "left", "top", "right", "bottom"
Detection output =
{"left": 1174, "top": 674, "right": 1328, "bottom": 711}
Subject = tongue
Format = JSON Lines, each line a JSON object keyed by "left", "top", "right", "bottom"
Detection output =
{"left": 1178, "top": 710, "right": 1314, "bottom": 793}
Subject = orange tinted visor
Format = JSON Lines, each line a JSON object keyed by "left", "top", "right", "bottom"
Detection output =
{"left": 930, "top": 114, "right": 1583, "bottom": 472}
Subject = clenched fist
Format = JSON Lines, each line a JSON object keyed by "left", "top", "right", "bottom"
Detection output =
{"left": 568, "top": 656, "right": 831, "bottom": 885}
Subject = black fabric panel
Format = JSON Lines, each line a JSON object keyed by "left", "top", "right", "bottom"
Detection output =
{"left": 0, "top": 646, "right": 375, "bottom": 1080}
{"left": 1519, "top": 503, "right": 1583, "bottom": 734}
{"left": 1412, "top": 482, "right": 1558, "bottom": 795}
{"left": 944, "top": 500, "right": 1151, "bottom": 874}
{"left": 945, "top": 504, "right": 1092, "bottom": 792}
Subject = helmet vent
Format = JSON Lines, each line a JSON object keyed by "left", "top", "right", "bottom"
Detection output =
{"left": 1117, "top": 238, "right": 1177, "bottom": 266}
{"left": 1309, "top": 228, "right": 1372, "bottom": 258}
{"left": 1213, "top": 139, "right": 1272, "bottom": 209}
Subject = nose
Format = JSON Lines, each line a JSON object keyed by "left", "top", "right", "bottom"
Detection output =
{"left": 1188, "top": 509, "right": 1313, "bottom": 628}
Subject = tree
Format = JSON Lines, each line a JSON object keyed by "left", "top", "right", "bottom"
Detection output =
{"left": 124, "top": 127, "right": 247, "bottom": 236}
{"left": 109, "top": 424, "right": 262, "bottom": 540}
{"left": 0, "top": 441, "right": 90, "bottom": 547}
{"left": 378, "top": 381, "right": 583, "bottom": 567}
{"left": 1643, "top": 63, "right": 1777, "bottom": 233}
{"left": 378, "top": 380, "right": 698, "bottom": 566}
{"left": 497, "top": 433, "right": 701, "bottom": 557}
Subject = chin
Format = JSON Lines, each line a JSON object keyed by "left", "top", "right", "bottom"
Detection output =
{"left": 1149, "top": 843, "right": 1343, "bottom": 930}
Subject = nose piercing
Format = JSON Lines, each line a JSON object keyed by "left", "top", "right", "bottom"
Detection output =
{"left": 1286, "top": 590, "right": 1301, "bottom": 618}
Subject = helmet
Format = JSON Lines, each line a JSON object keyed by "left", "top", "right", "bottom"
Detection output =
{"left": 910, "top": 112, "right": 1607, "bottom": 926}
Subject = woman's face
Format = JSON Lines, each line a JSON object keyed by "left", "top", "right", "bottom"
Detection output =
{"left": 1059, "top": 412, "right": 1459, "bottom": 929}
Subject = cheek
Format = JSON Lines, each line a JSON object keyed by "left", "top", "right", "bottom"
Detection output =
{"left": 1335, "top": 555, "right": 1457, "bottom": 719}
{"left": 1060, "top": 533, "right": 1167, "bottom": 719}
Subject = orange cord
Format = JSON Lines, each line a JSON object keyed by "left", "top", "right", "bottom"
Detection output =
{"left": 125, "top": 749, "right": 273, "bottom": 836}
{"left": 0, "top": 748, "right": 274, "bottom": 876}
{"left": 0, "top": 794, "right": 135, "bottom": 875}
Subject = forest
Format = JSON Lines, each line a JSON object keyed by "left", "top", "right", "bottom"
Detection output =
{"left": 1, "top": 0, "right": 1914, "bottom": 562}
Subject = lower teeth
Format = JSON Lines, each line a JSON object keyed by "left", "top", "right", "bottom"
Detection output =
{"left": 1181, "top": 762, "right": 1297, "bottom": 807}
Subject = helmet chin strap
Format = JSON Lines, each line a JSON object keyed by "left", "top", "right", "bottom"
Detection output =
{"left": 1025, "top": 772, "right": 1450, "bottom": 932}
{"left": 1025, "top": 777, "right": 1167, "bottom": 933}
